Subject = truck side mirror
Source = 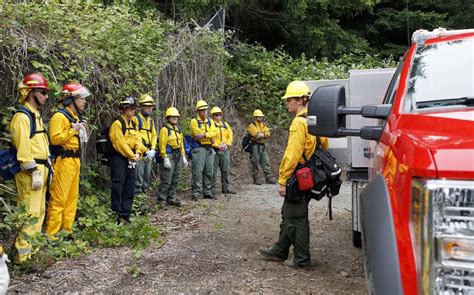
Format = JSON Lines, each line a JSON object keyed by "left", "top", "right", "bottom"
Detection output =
{"left": 307, "top": 84, "right": 346, "bottom": 137}
{"left": 307, "top": 85, "right": 391, "bottom": 141}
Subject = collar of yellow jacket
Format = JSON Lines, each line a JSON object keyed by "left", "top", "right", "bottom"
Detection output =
{"left": 23, "top": 101, "right": 40, "bottom": 116}
{"left": 295, "top": 108, "right": 308, "bottom": 118}
{"left": 197, "top": 115, "right": 209, "bottom": 123}
{"left": 65, "top": 106, "right": 79, "bottom": 120}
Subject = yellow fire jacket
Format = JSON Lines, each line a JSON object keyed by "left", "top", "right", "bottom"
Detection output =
{"left": 278, "top": 109, "right": 329, "bottom": 186}
{"left": 212, "top": 120, "right": 233, "bottom": 148}
{"left": 189, "top": 116, "right": 217, "bottom": 145}
{"left": 10, "top": 102, "right": 50, "bottom": 170}
{"left": 158, "top": 123, "right": 185, "bottom": 158}
{"left": 247, "top": 121, "right": 270, "bottom": 144}
{"left": 109, "top": 115, "right": 147, "bottom": 160}
{"left": 49, "top": 107, "right": 80, "bottom": 151}
{"left": 133, "top": 112, "right": 157, "bottom": 150}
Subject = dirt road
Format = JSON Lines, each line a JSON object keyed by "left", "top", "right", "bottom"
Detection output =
{"left": 9, "top": 182, "right": 367, "bottom": 293}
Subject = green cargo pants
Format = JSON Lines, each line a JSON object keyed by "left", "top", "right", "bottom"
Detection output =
{"left": 271, "top": 196, "right": 311, "bottom": 266}
{"left": 212, "top": 149, "right": 230, "bottom": 194}
{"left": 135, "top": 158, "right": 153, "bottom": 195}
{"left": 250, "top": 144, "right": 272, "bottom": 180}
{"left": 191, "top": 146, "right": 215, "bottom": 196}
{"left": 158, "top": 152, "right": 182, "bottom": 202}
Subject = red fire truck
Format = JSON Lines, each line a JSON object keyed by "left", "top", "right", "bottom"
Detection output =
{"left": 307, "top": 28, "right": 474, "bottom": 294}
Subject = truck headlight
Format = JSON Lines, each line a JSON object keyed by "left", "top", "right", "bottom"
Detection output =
{"left": 410, "top": 179, "right": 474, "bottom": 294}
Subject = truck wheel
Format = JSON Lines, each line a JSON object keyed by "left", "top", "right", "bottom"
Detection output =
{"left": 353, "top": 230, "right": 362, "bottom": 248}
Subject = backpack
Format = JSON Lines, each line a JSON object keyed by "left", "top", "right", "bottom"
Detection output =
{"left": 50, "top": 109, "right": 78, "bottom": 158}
{"left": 0, "top": 106, "right": 46, "bottom": 180}
{"left": 184, "top": 135, "right": 201, "bottom": 159}
{"left": 134, "top": 113, "right": 154, "bottom": 148}
{"left": 96, "top": 116, "right": 137, "bottom": 165}
{"left": 241, "top": 123, "right": 255, "bottom": 153}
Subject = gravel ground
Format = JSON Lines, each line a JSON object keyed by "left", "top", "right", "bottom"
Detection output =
{"left": 8, "top": 181, "right": 367, "bottom": 293}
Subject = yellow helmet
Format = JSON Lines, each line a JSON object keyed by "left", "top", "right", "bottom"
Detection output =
{"left": 282, "top": 81, "right": 310, "bottom": 99}
{"left": 165, "top": 107, "right": 180, "bottom": 117}
{"left": 253, "top": 109, "right": 264, "bottom": 117}
{"left": 195, "top": 100, "right": 209, "bottom": 110}
{"left": 139, "top": 94, "right": 154, "bottom": 106}
{"left": 210, "top": 106, "right": 222, "bottom": 115}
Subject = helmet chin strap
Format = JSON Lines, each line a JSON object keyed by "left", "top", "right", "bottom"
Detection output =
{"left": 72, "top": 98, "right": 84, "bottom": 120}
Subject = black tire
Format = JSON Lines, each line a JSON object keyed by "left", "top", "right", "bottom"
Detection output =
{"left": 352, "top": 230, "right": 362, "bottom": 248}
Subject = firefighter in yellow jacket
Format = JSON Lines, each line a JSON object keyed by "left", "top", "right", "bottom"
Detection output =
{"left": 109, "top": 96, "right": 147, "bottom": 224}
{"left": 157, "top": 107, "right": 188, "bottom": 206}
{"left": 210, "top": 107, "right": 236, "bottom": 195}
{"left": 10, "top": 72, "right": 51, "bottom": 262}
{"left": 46, "top": 82, "right": 91, "bottom": 237}
{"left": 189, "top": 100, "right": 217, "bottom": 200}
{"left": 247, "top": 109, "right": 276, "bottom": 185}
{"left": 133, "top": 94, "right": 157, "bottom": 195}
{"left": 258, "top": 81, "right": 328, "bottom": 268}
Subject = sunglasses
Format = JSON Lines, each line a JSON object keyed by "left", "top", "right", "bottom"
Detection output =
{"left": 213, "top": 114, "right": 222, "bottom": 117}
{"left": 35, "top": 89, "right": 48, "bottom": 96}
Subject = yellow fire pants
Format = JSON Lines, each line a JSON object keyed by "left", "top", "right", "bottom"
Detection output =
{"left": 14, "top": 164, "right": 48, "bottom": 262}
{"left": 46, "top": 157, "right": 80, "bottom": 237}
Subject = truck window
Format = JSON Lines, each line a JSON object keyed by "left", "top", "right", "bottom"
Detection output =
{"left": 404, "top": 38, "right": 474, "bottom": 111}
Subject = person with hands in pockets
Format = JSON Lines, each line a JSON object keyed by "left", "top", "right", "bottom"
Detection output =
{"left": 133, "top": 94, "right": 157, "bottom": 195}
{"left": 109, "top": 96, "right": 147, "bottom": 224}
{"left": 10, "top": 72, "right": 51, "bottom": 263}
{"left": 157, "top": 107, "right": 187, "bottom": 207}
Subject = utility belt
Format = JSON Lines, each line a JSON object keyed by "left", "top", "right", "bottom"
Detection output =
{"left": 199, "top": 144, "right": 212, "bottom": 149}
{"left": 51, "top": 145, "right": 81, "bottom": 158}
{"left": 58, "top": 149, "right": 81, "bottom": 158}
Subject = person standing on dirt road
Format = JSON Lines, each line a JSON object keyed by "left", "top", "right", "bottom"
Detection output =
{"left": 189, "top": 100, "right": 217, "bottom": 200}
{"left": 10, "top": 72, "right": 51, "bottom": 263}
{"left": 109, "top": 96, "right": 147, "bottom": 224}
{"left": 247, "top": 109, "right": 276, "bottom": 185}
{"left": 258, "top": 81, "right": 328, "bottom": 269}
{"left": 133, "top": 94, "right": 157, "bottom": 196}
{"left": 46, "top": 82, "right": 91, "bottom": 238}
{"left": 210, "top": 106, "right": 236, "bottom": 196}
{"left": 157, "top": 107, "right": 188, "bottom": 207}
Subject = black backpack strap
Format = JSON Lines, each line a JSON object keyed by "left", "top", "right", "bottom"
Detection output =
{"left": 116, "top": 116, "right": 127, "bottom": 135}
{"left": 16, "top": 105, "right": 44, "bottom": 139}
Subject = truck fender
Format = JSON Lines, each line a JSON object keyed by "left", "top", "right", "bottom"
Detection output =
{"left": 360, "top": 174, "right": 403, "bottom": 294}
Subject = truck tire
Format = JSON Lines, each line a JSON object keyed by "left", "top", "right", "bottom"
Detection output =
{"left": 352, "top": 230, "right": 362, "bottom": 248}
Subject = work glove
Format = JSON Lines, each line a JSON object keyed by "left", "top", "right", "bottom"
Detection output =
{"left": 78, "top": 124, "right": 89, "bottom": 143}
{"left": 181, "top": 156, "right": 188, "bottom": 168}
{"left": 145, "top": 149, "right": 156, "bottom": 160}
{"left": 128, "top": 160, "right": 137, "bottom": 169}
{"left": 0, "top": 252, "right": 9, "bottom": 295}
{"left": 163, "top": 157, "right": 171, "bottom": 169}
{"left": 31, "top": 169, "right": 43, "bottom": 190}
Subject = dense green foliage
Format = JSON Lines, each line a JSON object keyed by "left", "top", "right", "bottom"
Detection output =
{"left": 225, "top": 42, "right": 396, "bottom": 126}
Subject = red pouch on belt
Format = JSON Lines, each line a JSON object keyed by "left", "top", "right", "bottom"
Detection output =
{"left": 296, "top": 167, "right": 314, "bottom": 191}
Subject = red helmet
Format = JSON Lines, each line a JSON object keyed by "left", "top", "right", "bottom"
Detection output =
{"left": 18, "top": 72, "right": 50, "bottom": 103}
{"left": 59, "top": 82, "right": 91, "bottom": 102}
{"left": 21, "top": 72, "right": 50, "bottom": 90}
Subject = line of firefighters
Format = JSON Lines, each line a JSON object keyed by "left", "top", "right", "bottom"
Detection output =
{"left": 7, "top": 72, "right": 281, "bottom": 264}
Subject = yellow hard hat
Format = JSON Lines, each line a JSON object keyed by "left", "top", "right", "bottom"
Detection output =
{"left": 282, "top": 81, "right": 310, "bottom": 99}
{"left": 195, "top": 100, "right": 209, "bottom": 110}
{"left": 253, "top": 109, "right": 264, "bottom": 117}
{"left": 139, "top": 94, "right": 154, "bottom": 106}
{"left": 165, "top": 107, "right": 180, "bottom": 117}
{"left": 210, "top": 106, "right": 222, "bottom": 115}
